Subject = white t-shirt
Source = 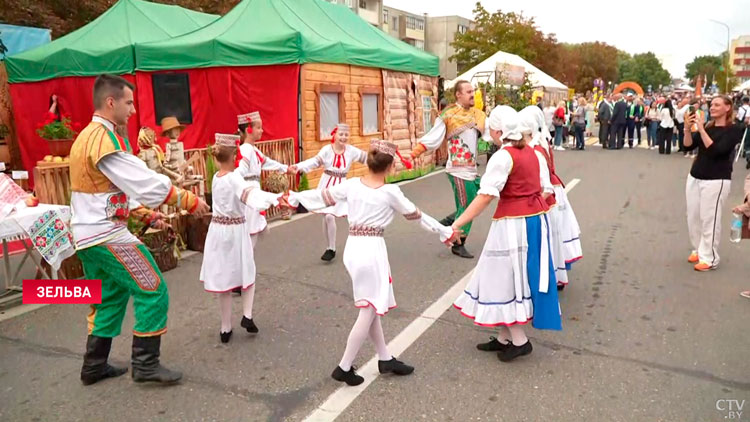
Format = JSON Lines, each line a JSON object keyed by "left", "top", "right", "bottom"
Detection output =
{"left": 675, "top": 105, "right": 690, "bottom": 124}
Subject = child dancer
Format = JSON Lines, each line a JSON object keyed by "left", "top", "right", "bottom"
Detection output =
{"left": 236, "top": 111, "right": 292, "bottom": 244}
{"left": 290, "top": 124, "right": 368, "bottom": 261}
{"left": 199, "top": 134, "right": 282, "bottom": 343}
{"left": 452, "top": 107, "right": 562, "bottom": 362}
{"left": 519, "top": 106, "right": 582, "bottom": 290}
{"left": 287, "top": 140, "right": 454, "bottom": 385}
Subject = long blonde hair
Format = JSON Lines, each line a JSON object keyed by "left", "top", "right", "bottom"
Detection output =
{"left": 706, "top": 95, "right": 735, "bottom": 129}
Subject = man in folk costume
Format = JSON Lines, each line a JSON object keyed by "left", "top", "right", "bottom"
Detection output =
{"left": 411, "top": 80, "right": 486, "bottom": 258}
{"left": 70, "top": 74, "right": 209, "bottom": 386}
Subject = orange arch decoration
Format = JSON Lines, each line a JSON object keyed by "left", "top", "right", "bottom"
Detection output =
{"left": 613, "top": 82, "right": 644, "bottom": 97}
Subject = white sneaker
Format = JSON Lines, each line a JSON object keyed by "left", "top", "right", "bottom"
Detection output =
{"left": 555, "top": 146, "right": 565, "bottom": 151}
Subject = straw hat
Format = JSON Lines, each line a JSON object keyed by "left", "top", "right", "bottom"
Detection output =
{"left": 160, "top": 116, "right": 185, "bottom": 136}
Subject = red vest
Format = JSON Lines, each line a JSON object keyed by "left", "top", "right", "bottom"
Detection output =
{"left": 533, "top": 145, "right": 558, "bottom": 207}
{"left": 534, "top": 144, "right": 564, "bottom": 187}
{"left": 493, "top": 146, "right": 550, "bottom": 219}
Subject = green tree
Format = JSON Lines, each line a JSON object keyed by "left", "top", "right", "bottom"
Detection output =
{"left": 450, "top": 2, "right": 559, "bottom": 77}
{"left": 556, "top": 42, "right": 619, "bottom": 92}
{"left": 618, "top": 52, "right": 671, "bottom": 90}
{"left": 716, "top": 52, "right": 739, "bottom": 93}
{"left": 685, "top": 55, "right": 722, "bottom": 85}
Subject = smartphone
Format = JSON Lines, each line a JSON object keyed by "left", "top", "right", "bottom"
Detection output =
{"left": 688, "top": 105, "right": 696, "bottom": 114}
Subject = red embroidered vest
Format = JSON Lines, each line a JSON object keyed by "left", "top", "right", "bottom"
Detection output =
{"left": 493, "top": 146, "right": 550, "bottom": 219}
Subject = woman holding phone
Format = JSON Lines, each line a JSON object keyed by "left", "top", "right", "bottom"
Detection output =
{"left": 683, "top": 95, "right": 744, "bottom": 271}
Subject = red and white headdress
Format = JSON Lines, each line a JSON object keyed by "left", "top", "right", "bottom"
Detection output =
{"left": 215, "top": 133, "right": 240, "bottom": 147}
{"left": 237, "top": 111, "right": 261, "bottom": 125}
{"left": 370, "top": 139, "right": 397, "bottom": 156}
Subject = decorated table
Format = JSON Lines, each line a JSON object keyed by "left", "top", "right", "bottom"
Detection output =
{"left": 1, "top": 203, "right": 75, "bottom": 290}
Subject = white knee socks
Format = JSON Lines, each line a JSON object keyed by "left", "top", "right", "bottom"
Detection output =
{"left": 508, "top": 325, "right": 528, "bottom": 346}
{"left": 339, "top": 307, "right": 384, "bottom": 371}
{"left": 323, "top": 215, "right": 336, "bottom": 251}
{"left": 243, "top": 284, "right": 256, "bottom": 319}
{"left": 218, "top": 292, "right": 232, "bottom": 333}
{"left": 368, "top": 315, "right": 392, "bottom": 361}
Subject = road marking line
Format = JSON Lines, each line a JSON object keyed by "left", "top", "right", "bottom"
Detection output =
{"left": 304, "top": 179, "right": 581, "bottom": 422}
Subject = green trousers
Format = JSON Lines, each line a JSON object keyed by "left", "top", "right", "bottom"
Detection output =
{"left": 448, "top": 174, "right": 481, "bottom": 236}
{"left": 78, "top": 244, "right": 169, "bottom": 338}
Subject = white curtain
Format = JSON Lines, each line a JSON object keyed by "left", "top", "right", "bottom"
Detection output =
{"left": 362, "top": 94, "right": 379, "bottom": 134}
{"left": 320, "top": 92, "right": 339, "bottom": 139}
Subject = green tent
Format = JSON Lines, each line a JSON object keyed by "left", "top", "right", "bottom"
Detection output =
{"left": 135, "top": 0, "right": 438, "bottom": 76}
{"left": 5, "top": 0, "right": 218, "bottom": 83}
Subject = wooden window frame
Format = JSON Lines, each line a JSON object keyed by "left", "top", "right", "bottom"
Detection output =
{"left": 359, "top": 86, "right": 383, "bottom": 136}
{"left": 315, "top": 83, "right": 346, "bottom": 142}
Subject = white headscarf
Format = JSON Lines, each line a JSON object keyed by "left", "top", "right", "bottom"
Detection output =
{"left": 519, "top": 106, "right": 550, "bottom": 150}
{"left": 517, "top": 109, "right": 538, "bottom": 139}
{"left": 488, "top": 105, "right": 522, "bottom": 141}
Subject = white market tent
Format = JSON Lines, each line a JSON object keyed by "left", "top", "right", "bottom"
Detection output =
{"left": 674, "top": 83, "right": 695, "bottom": 92}
{"left": 734, "top": 79, "right": 750, "bottom": 92}
{"left": 446, "top": 50, "right": 568, "bottom": 95}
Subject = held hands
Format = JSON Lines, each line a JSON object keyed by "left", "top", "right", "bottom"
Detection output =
{"left": 287, "top": 165, "right": 299, "bottom": 175}
{"left": 278, "top": 191, "right": 296, "bottom": 209}
{"left": 445, "top": 224, "right": 463, "bottom": 246}
{"left": 150, "top": 212, "right": 172, "bottom": 231}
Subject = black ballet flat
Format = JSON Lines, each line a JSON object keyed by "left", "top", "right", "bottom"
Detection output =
{"left": 241, "top": 316, "right": 258, "bottom": 334}
{"left": 220, "top": 330, "right": 232, "bottom": 343}
{"left": 331, "top": 365, "right": 364, "bottom": 386}
{"left": 497, "top": 341, "right": 533, "bottom": 362}
{"left": 378, "top": 358, "right": 414, "bottom": 375}
{"left": 476, "top": 336, "right": 511, "bottom": 352}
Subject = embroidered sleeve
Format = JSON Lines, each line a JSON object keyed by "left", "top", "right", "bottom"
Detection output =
{"left": 354, "top": 147, "right": 368, "bottom": 164}
{"left": 403, "top": 209, "right": 422, "bottom": 220}
{"left": 415, "top": 117, "right": 446, "bottom": 155}
{"left": 98, "top": 152, "right": 180, "bottom": 209}
{"left": 477, "top": 149, "right": 512, "bottom": 197}
{"left": 296, "top": 148, "right": 328, "bottom": 173}
{"left": 287, "top": 178, "right": 351, "bottom": 210}
{"left": 230, "top": 172, "right": 280, "bottom": 210}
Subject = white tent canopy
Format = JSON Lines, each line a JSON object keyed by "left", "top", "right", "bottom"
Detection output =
{"left": 734, "top": 79, "right": 750, "bottom": 92}
{"left": 674, "top": 83, "right": 695, "bottom": 92}
{"left": 446, "top": 50, "right": 568, "bottom": 92}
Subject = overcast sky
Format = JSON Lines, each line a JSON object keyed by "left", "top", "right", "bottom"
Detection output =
{"left": 384, "top": 0, "right": 750, "bottom": 79}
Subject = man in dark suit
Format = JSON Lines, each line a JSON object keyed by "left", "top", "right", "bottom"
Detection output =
{"left": 610, "top": 94, "right": 628, "bottom": 149}
{"left": 597, "top": 95, "right": 613, "bottom": 148}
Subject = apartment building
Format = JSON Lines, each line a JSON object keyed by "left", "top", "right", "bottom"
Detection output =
{"left": 382, "top": 6, "right": 426, "bottom": 51}
{"left": 425, "top": 15, "right": 473, "bottom": 80}
{"left": 730, "top": 35, "right": 750, "bottom": 84}
{"left": 324, "top": 0, "right": 383, "bottom": 27}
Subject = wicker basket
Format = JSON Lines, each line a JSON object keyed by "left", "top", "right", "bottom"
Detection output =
{"left": 186, "top": 214, "right": 212, "bottom": 252}
{"left": 140, "top": 228, "right": 178, "bottom": 273}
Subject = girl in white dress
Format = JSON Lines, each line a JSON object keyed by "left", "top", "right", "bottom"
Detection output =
{"left": 519, "top": 106, "right": 582, "bottom": 290}
{"left": 290, "top": 123, "right": 368, "bottom": 261}
{"left": 287, "top": 140, "right": 454, "bottom": 386}
{"left": 452, "top": 107, "right": 562, "bottom": 363}
{"left": 236, "top": 111, "right": 291, "bottom": 243}
{"left": 199, "top": 134, "right": 282, "bottom": 343}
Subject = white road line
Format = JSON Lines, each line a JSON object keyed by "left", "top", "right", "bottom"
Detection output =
{"left": 565, "top": 178, "right": 580, "bottom": 193}
{"left": 303, "top": 177, "right": 581, "bottom": 422}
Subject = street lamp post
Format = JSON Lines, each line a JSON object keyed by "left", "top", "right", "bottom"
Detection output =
{"left": 709, "top": 19, "right": 730, "bottom": 93}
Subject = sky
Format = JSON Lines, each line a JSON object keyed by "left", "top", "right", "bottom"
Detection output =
{"left": 383, "top": 0, "right": 750, "bottom": 79}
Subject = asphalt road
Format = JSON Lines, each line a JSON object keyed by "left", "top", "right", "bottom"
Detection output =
{"left": 1, "top": 143, "right": 748, "bottom": 422}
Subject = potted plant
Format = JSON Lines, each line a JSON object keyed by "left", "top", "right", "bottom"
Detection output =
{"left": 36, "top": 113, "right": 81, "bottom": 157}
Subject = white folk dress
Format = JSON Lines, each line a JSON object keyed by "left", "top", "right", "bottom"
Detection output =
{"left": 237, "top": 143, "right": 288, "bottom": 235}
{"left": 453, "top": 146, "right": 561, "bottom": 329}
{"left": 288, "top": 178, "right": 452, "bottom": 315}
{"left": 199, "top": 171, "right": 281, "bottom": 293}
{"left": 295, "top": 144, "right": 367, "bottom": 217}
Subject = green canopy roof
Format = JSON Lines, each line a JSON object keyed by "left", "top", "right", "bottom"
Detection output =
{"left": 135, "top": 0, "right": 439, "bottom": 76}
{"left": 5, "top": 0, "right": 218, "bottom": 83}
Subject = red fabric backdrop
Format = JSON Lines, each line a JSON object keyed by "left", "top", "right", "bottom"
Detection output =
{"left": 8, "top": 64, "right": 300, "bottom": 188}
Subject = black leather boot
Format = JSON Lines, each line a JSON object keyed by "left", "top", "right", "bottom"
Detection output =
{"left": 131, "top": 336, "right": 182, "bottom": 384}
{"left": 80, "top": 335, "right": 128, "bottom": 386}
{"left": 451, "top": 237, "right": 474, "bottom": 258}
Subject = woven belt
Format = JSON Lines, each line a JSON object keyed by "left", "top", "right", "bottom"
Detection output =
{"left": 324, "top": 169, "right": 348, "bottom": 178}
{"left": 211, "top": 216, "right": 246, "bottom": 225}
{"left": 243, "top": 175, "right": 260, "bottom": 182}
{"left": 348, "top": 225, "right": 385, "bottom": 237}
